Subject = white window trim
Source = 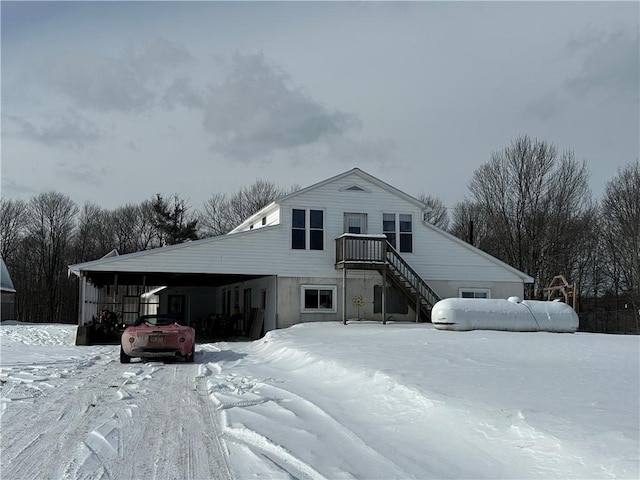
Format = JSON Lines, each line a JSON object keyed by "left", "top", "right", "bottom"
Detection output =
{"left": 301, "top": 285, "right": 337, "bottom": 313}
{"left": 291, "top": 207, "right": 325, "bottom": 250}
{"left": 383, "top": 212, "right": 413, "bottom": 253}
{"left": 459, "top": 288, "right": 491, "bottom": 299}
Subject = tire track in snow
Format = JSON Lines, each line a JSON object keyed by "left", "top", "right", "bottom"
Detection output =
{"left": 0, "top": 352, "right": 122, "bottom": 479}
{"left": 81, "top": 359, "right": 231, "bottom": 480}
{"left": 1, "top": 348, "right": 231, "bottom": 480}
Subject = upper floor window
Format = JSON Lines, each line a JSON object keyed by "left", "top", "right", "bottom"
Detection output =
{"left": 383, "top": 213, "right": 412, "bottom": 253}
{"left": 292, "top": 208, "right": 324, "bottom": 250}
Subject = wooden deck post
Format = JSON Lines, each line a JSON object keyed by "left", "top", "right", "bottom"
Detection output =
{"left": 342, "top": 267, "right": 347, "bottom": 325}
{"left": 382, "top": 267, "right": 387, "bottom": 325}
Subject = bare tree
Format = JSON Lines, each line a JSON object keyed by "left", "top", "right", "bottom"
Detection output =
{"left": 0, "top": 198, "right": 28, "bottom": 263}
{"left": 600, "top": 161, "right": 640, "bottom": 312}
{"left": 200, "top": 179, "right": 297, "bottom": 236}
{"left": 461, "top": 135, "right": 594, "bottom": 298}
{"left": 72, "top": 202, "right": 114, "bottom": 262}
{"left": 450, "top": 201, "right": 492, "bottom": 248}
{"left": 416, "top": 193, "right": 449, "bottom": 230}
{"left": 19, "top": 192, "right": 78, "bottom": 323}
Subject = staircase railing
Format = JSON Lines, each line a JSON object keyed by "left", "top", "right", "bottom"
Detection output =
{"left": 385, "top": 243, "right": 441, "bottom": 314}
{"left": 335, "top": 235, "right": 441, "bottom": 320}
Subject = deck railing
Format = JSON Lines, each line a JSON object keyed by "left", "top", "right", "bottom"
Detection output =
{"left": 335, "top": 234, "right": 441, "bottom": 316}
{"left": 335, "top": 234, "right": 387, "bottom": 265}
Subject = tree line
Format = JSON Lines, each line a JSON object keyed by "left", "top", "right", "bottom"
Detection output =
{"left": 2, "top": 135, "right": 638, "bottom": 331}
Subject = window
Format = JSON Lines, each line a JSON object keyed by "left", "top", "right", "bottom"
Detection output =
{"left": 459, "top": 288, "right": 490, "bottom": 299}
{"left": 301, "top": 285, "right": 337, "bottom": 313}
{"left": 383, "top": 213, "right": 412, "bottom": 252}
{"left": 292, "top": 209, "right": 306, "bottom": 249}
{"left": 261, "top": 216, "right": 267, "bottom": 226}
{"left": 310, "top": 210, "right": 324, "bottom": 250}
{"left": 383, "top": 213, "right": 396, "bottom": 247}
{"left": 291, "top": 208, "right": 324, "bottom": 250}
{"left": 345, "top": 213, "right": 367, "bottom": 234}
{"left": 399, "top": 214, "right": 412, "bottom": 253}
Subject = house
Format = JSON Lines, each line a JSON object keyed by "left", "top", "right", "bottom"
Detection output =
{"left": 68, "top": 168, "right": 533, "bottom": 337}
{"left": 1, "top": 258, "right": 17, "bottom": 322}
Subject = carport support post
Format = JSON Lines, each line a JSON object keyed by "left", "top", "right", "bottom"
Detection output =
{"left": 382, "top": 267, "right": 387, "bottom": 325}
{"left": 342, "top": 267, "right": 347, "bottom": 325}
{"left": 79, "top": 274, "right": 87, "bottom": 326}
{"left": 141, "top": 275, "right": 146, "bottom": 316}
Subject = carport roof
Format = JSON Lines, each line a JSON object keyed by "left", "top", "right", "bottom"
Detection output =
{"left": 78, "top": 270, "right": 265, "bottom": 288}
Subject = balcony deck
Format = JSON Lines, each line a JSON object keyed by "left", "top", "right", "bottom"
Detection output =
{"left": 335, "top": 234, "right": 388, "bottom": 270}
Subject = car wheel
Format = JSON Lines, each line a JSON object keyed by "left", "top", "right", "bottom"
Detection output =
{"left": 185, "top": 344, "right": 195, "bottom": 363}
{"left": 120, "top": 346, "right": 132, "bottom": 363}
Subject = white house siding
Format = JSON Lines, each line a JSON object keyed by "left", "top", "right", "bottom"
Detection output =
{"left": 277, "top": 171, "right": 527, "bottom": 291}
{"left": 79, "top": 277, "right": 101, "bottom": 325}
{"left": 70, "top": 169, "right": 533, "bottom": 331}
{"left": 77, "top": 227, "right": 340, "bottom": 279}
{"left": 74, "top": 170, "right": 528, "bottom": 292}
{"left": 232, "top": 203, "right": 281, "bottom": 233}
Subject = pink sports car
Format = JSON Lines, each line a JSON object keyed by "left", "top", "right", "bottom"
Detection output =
{"left": 120, "top": 314, "right": 195, "bottom": 363}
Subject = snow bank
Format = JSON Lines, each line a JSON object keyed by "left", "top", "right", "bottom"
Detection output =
{"left": 0, "top": 321, "right": 78, "bottom": 346}
{"left": 431, "top": 297, "right": 579, "bottom": 332}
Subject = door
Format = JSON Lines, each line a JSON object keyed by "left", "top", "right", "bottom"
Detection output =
{"left": 344, "top": 213, "right": 368, "bottom": 260}
{"left": 344, "top": 213, "right": 367, "bottom": 234}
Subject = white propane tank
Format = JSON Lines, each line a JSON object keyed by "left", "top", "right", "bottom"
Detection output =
{"left": 431, "top": 298, "right": 578, "bottom": 332}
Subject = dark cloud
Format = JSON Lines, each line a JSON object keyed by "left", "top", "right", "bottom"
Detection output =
{"left": 202, "top": 53, "right": 360, "bottom": 162}
{"left": 3, "top": 110, "right": 104, "bottom": 149}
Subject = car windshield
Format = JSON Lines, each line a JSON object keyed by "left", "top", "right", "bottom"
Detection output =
{"left": 135, "top": 316, "right": 181, "bottom": 327}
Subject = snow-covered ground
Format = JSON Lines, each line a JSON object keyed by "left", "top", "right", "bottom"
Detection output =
{"left": 1, "top": 321, "right": 638, "bottom": 479}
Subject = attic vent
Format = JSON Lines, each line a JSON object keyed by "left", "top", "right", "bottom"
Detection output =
{"left": 345, "top": 185, "right": 366, "bottom": 192}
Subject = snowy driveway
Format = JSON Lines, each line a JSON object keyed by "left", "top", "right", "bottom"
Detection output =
{"left": 1, "top": 342, "right": 230, "bottom": 480}
{"left": 1, "top": 322, "right": 639, "bottom": 479}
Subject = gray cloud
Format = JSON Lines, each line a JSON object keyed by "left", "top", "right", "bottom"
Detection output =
{"left": 202, "top": 53, "right": 360, "bottom": 162}
{"left": 526, "top": 25, "right": 638, "bottom": 121}
{"left": 162, "top": 76, "right": 204, "bottom": 109}
{"left": 3, "top": 110, "right": 104, "bottom": 149}
{"left": 566, "top": 27, "right": 639, "bottom": 99}
{"left": 46, "top": 38, "right": 195, "bottom": 112}
{"left": 56, "top": 162, "right": 108, "bottom": 186}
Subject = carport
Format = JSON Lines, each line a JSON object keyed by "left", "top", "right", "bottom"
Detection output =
{"left": 69, "top": 229, "right": 289, "bottom": 342}
{"left": 73, "top": 266, "right": 274, "bottom": 342}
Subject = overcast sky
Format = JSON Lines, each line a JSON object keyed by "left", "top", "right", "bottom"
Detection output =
{"left": 2, "top": 1, "right": 638, "bottom": 211}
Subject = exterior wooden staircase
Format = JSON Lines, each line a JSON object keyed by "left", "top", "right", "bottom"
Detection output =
{"left": 335, "top": 235, "right": 441, "bottom": 322}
